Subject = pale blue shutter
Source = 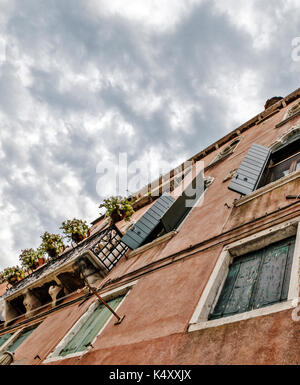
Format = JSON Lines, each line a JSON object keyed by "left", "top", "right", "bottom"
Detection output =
{"left": 8, "top": 327, "right": 36, "bottom": 353}
{"left": 59, "top": 296, "right": 124, "bottom": 357}
{"left": 0, "top": 333, "right": 12, "bottom": 348}
{"left": 121, "top": 194, "right": 175, "bottom": 250}
{"left": 228, "top": 143, "right": 271, "bottom": 195}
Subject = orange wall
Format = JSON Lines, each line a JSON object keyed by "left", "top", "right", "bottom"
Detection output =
{"left": 7, "top": 98, "right": 300, "bottom": 365}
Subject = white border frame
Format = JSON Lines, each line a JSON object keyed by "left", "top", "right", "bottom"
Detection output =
{"left": 188, "top": 218, "right": 300, "bottom": 332}
{"left": 44, "top": 280, "right": 138, "bottom": 363}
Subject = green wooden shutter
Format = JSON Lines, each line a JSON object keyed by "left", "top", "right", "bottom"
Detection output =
{"left": 228, "top": 143, "right": 271, "bottom": 195}
{"left": 0, "top": 333, "right": 12, "bottom": 348}
{"left": 210, "top": 237, "right": 295, "bottom": 320}
{"left": 8, "top": 328, "right": 36, "bottom": 353}
{"left": 224, "top": 254, "right": 261, "bottom": 316}
{"left": 121, "top": 194, "right": 175, "bottom": 250}
{"left": 251, "top": 238, "right": 295, "bottom": 309}
{"left": 210, "top": 252, "right": 262, "bottom": 319}
{"left": 59, "top": 296, "right": 124, "bottom": 357}
{"left": 209, "top": 263, "right": 240, "bottom": 319}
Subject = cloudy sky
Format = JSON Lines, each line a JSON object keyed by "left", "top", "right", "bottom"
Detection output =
{"left": 0, "top": 0, "right": 299, "bottom": 269}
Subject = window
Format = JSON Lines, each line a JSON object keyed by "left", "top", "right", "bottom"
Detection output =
{"left": 188, "top": 219, "right": 300, "bottom": 331}
{"left": 0, "top": 333, "right": 12, "bottom": 348}
{"left": 228, "top": 129, "right": 300, "bottom": 196}
{"left": 0, "top": 324, "right": 38, "bottom": 353}
{"left": 7, "top": 327, "right": 36, "bottom": 353}
{"left": 258, "top": 134, "right": 300, "bottom": 188}
{"left": 45, "top": 281, "right": 136, "bottom": 363}
{"left": 45, "top": 291, "right": 127, "bottom": 362}
{"left": 58, "top": 295, "right": 124, "bottom": 357}
{"left": 122, "top": 171, "right": 213, "bottom": 250}
{"left": 209, "top": 137, "right": 241, "bottom": 167}
{"left": 284, "top": 100, "right": 300, "bottom": 120}
{"left": 209, "top": 237, "right": 295, "bottom": 320}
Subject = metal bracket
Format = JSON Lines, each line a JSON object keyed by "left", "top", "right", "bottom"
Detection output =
{"left": 114, "top": 315, "right": 125, "bottom": 325}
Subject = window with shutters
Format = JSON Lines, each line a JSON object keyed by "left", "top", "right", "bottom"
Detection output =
{"left": 44, "top": 281, "right": 137, "bottom": 363}
{"left": 188, "top": 219, "right": 300, "bottom": 332}
{"left": 0, "top": 333, "right": 13, "bottom": 349}
{"left": 45, "top": 290, "right": 128, "bottom": 362}
{"left": 229, "top": 132, "right": 300, "bottom": 196}
{"left": 209, "top": 237, "right": 295, "bottom": 320}
{"left": 257, "top": 133, "right": 300, "bottom": 189}
{"left": 0, "top": 324, "right": 39, "bottom": 353}
{"left": 122, "top": 172, "right": 213, "bottom": 251}
{"left": 58, "top": 295, "right": 124, "bottom": 357}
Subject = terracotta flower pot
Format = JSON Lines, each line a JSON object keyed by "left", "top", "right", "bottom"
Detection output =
{"left": 110, "top": 210, "right": 125, "bottom": 223}
{"left": 8, "top": 276, "right": 17, "bottom": 285}
{"left": 71, "top": 233, "right": 85, "bottom": 243}
{"left": 32, "top": 261, "right": 39, "bottom": 270}
{"left": 47, "top": 248, "right": 59, "bottom": 258}
{"left": 38, "top": 257, "right": 46, "bottom": 267}
{"left": 71, "top": 229, "right": 90, "bottom": 244}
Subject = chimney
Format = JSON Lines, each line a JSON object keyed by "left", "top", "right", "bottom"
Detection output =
{"left": 264, "top": 96, "right": 283, "bottom": 110}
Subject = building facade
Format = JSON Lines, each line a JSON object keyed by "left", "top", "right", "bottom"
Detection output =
{"left": 1, "top": 88, "right": 300, "bottom": 365}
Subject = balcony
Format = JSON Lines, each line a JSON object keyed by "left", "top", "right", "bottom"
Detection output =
{"left": 0, "top": 225, "right": 128, "bottom": 325}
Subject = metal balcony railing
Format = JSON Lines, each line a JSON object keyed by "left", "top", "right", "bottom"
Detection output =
{"left": 90, "top": 225, "right": 128, "bottom": 271}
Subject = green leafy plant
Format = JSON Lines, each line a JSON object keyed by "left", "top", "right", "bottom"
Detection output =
{"left": 19, "top": 248, "right": 39, "bottom": 270}
{"left": 99, "top": 196, "right": 135, "bottom": 223}
{"left": 40, "top": 232, "right": 65, "bottom": 258}
{"left": 19, "top": 248, "right": 47, "bottom": 271}
{"left": 1, "top": 266, "right": 26, "bottom": 285}
{"left": 60, "top": 218, "right": 90, "bottom": 243}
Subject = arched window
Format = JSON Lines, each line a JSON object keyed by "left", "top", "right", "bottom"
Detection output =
{"left": 258, "top": 126, "right": 300, "bottom": 187}
{"left": 284, "top": 100, "right": 300, "bottom": 120}
{"left": 209, "top": 137, "right": 241, "bottom": 167}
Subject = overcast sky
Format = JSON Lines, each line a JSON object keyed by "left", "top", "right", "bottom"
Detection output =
{"left": 0, "top": 0, "right": 299, "bottom": 269}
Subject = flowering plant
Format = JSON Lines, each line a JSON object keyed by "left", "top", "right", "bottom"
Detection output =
{"left": 19, "top": 248, "right": 39, "bottom": 270}
{"left": 40, "top": 232, "right": 65, "bottom": 258}
{"left": 99, "top": 196, "right": 135, "bottom": 223}
{"left": 1, "top": 266, "right": 26, "bottom": 285}
{"left": 19, "top": 248, "right": 46, "bottom": 270}
{"left": 60, "top": 218, "right": 89, "bottom": 243}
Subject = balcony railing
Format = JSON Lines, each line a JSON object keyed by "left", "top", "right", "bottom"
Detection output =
{"left": 90, "top": 225, "right": 128, "bottom": 271}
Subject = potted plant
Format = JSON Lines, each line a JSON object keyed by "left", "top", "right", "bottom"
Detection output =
{"left": 40, "top": 232, "right": 65, "bottom": 258}
{"left": 19, "top": 248, "right": 40, "bottom": 271}
{"left": 36, "top": 247, "right": 47, "bottom": 267}
{"left": 99, "top": 196, "right": 135, "bottom": 224}
{"left": 60, "top": 218, "right": 90, "bottom": 244}
{"left": 1, "top": 266, "right": 26, "bottom": 286}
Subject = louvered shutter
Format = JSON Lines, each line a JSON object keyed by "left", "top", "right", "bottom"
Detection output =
{"left": 60, "top": 296, "right": 124, "bottom": 357}
{"left": 161, "top": 172, "right": 204, "bottom": 232}
{"left": 0, "top": 333, "right": 12, "bottom": 348}
{"left": 121, "top": 194, "right": 175, "bottom": 250}
{"left": 8, "top": 327, "right": 36, "bottom": 353}
{"left": 228, "top": 143, "right": 271, "bottom": 195}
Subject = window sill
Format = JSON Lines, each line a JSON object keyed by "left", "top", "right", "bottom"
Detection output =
{"left": 188, "top": 300, "right": 297, "bottom": 332}
{"left": 234, "top": 169, "right": 300, "bottom": 207}
{"left": 127, "top": 231, "right": 177, "bottom": 259}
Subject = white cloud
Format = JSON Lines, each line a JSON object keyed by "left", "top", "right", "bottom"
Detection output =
{"left": 88, "top": 0, "right": 204, "bottom": 32}
{"left": 0, "top": 0, "right": 299, "bottom": 271}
